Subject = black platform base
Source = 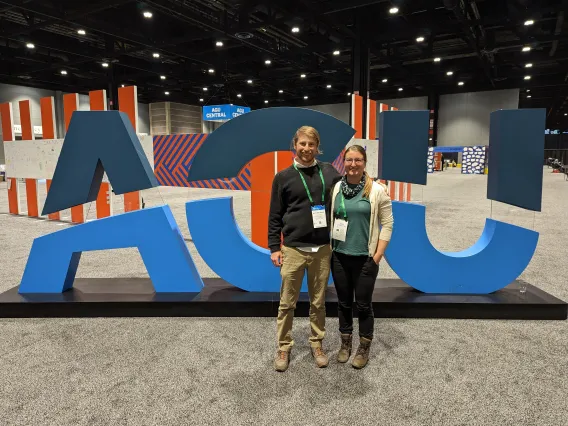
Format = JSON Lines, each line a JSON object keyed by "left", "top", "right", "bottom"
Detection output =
{"left": 0, "top": 278, "right": 566, "bottom": 320}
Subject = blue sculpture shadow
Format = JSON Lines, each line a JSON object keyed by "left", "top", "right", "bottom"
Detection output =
{"left": 187, "top": 107, "right": 355, "bottom": 182}
{"left": 19, "top": 206, "right": 203, "bottom": 294}
{"left": 186, "top": 197, "right": 331, "bottom": 292}
{"left": 384, "top": 202, "right": 539, "bottom": 294}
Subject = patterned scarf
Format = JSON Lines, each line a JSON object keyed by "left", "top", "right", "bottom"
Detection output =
{"left": 341, "top": 174, "right": 366, "bottom": 198}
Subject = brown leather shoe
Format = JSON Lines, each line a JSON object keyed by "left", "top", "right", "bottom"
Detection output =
{"left": 352, "top": 337, "right": 372, "bottom": 369}
{"left": 337, "top": 334, "right": 352, "bottom": 363}
{"left": 274, "top": 350, "right": 290, "bottom": 372}
{"left": 311, "top": 346, "right": 329, "bottom": 368}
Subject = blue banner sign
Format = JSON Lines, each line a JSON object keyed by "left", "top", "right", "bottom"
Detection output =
{"left": 202, "top": 104, "right": 251, "bottom": 122}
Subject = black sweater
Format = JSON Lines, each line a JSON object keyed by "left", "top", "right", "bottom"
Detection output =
{"left": 268, "top": 162, "right": 342, "bottom": 253}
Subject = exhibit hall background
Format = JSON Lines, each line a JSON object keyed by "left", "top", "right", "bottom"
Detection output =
{"left": 0, "top": 82, "right": 150, "bottom": 163}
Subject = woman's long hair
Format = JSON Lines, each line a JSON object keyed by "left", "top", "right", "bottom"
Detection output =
{"left": 344, "top": 145, "right": 373, "bottom": 198}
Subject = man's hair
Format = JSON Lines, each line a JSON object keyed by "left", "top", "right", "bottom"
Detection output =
{"left": 292, "top": 126, "right": 323, "bottom": 154}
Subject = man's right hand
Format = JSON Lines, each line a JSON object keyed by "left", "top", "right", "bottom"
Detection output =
{"left": 271, "top": 251, "right": 283, "bottom": 267}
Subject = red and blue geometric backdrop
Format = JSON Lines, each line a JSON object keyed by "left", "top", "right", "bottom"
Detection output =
{"left": 153, "top": 134, "right": 252, "bottom": 190}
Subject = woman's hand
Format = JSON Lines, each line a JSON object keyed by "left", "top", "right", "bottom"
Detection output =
{"left": 372, "top": 253, "right": 383, "bottom": 265}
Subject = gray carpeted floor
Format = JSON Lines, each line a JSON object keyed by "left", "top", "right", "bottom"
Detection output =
{"left": 0, "top": 168, "right": 567, "bottom": 425}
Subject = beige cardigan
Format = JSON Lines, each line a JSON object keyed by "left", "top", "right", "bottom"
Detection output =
{"left": 330, "top": 180, "right": 394, "bottom": 256}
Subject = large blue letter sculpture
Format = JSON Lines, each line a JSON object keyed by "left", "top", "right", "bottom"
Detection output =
{"left": 18, "top": 107, "right": 545, "bottom": 295}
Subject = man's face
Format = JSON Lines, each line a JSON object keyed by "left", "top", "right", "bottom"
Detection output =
{"left": 295, "top": 134, "right": 318, "bottom": 164}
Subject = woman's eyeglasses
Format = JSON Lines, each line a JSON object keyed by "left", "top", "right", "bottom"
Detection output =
{"left": 344, "top": 158, "right": 364, "bottom": 164}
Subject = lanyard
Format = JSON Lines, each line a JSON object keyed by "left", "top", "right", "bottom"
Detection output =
{"left": 293, "top": 163, "right": 325, "bottom": 205}
{"left": 337, "top": 191, "right": 347, "bottom": 220}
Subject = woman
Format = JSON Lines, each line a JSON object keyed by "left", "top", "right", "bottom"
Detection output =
{"left": 330, "top": 145, "right": 394, "bottom": 369}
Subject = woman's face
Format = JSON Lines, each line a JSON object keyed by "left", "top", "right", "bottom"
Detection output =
{"left": 344, "top": 150, "right": 366, "bottom": 179}
{"left": 294, "top": 135, "right": 318, "bottom": 165}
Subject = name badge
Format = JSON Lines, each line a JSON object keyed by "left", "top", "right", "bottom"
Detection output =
{"left": 311, "top": 205, "right": 327, "bottom": 228}
{"left": 332, "top": 218, "right": 348, "bottom": 241}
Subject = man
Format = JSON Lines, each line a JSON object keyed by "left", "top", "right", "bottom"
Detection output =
{"left": 268, "top": 125, "right": 341, "bottom": 372}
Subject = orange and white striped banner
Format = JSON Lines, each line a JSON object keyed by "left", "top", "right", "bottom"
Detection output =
{"left": 41, "top": 96, "right": 60, "bottom": 221}
{"left": 19, "top": 100, "right": 40, "bottom": 218}
{"left": 380, "top": 179, "right": 412, "bottom": 202}
{"left": 0, "top": 102, "right": 20, "bottom": 215}
{"left": 119, "top": 86, "right": 142, "bottom": 213}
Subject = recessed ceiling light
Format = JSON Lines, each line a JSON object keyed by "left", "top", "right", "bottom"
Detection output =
{"left": 199, "top": 98, "right": 204, "bottom": 102}
{"left": 524, "top": 19, "right": 534, "bottom": 26}
{"left": 160, "top": 75, "right": 166, "bottom": 80}
{"left": 389, "top": 7, "right": 399, "bottom": 14}
{"left": 398, "top": 87, "right": 403, "bottom": 91}
{"left": 237, "top": 94, "right": 242, "bottom": 98}
{"left": 26, "top": 42, "right": 35, "bottom": 49}
{"left": 527, "top": 89, "right": 531, "bottom": 92}
{"left": 165, "top": 91, "right": 169, "bottom": 95}
{"left": 524, "top": 75, "right": 531, "bottom": 80}
{"left": 153, "top": 53, "right": 160, "bottom": 58}
{"left": 522, "top": 46, "right": 531, "bottom": 52}
{"left": 527, "top": 95, "right": 532, "bottom": 98}
{"left": 447, "top": 71, "right": 454, "bottom": 76}
{"left": 279, "top": 90, "right": 283, "bottom": 93}
{"left": 60, "top": 70, "right": 67, "bottom": 75}
{"left": 458, "top": 81, "right": 464, "bottom": 86}
{"left": 347, "top": 92, "right": 351, "bottom": 95}
{"left": 327, "top": 84, "right": 332, "bottom": 88}
{"left": 102, "top": 62, "right": 109, "bottom": 68}
{"left": 265, "top": 60, "right": 271, "bottom": 65}
{"left": 382, "top": 78, "right": 388, "bottom": 83}
{"left": 301, "top": 74, "right": 306, "bottom": 78}
{"left": 291, "top": 27, "right": 300, "bottom": 33}
{"left": 143, "top": 11, "right": 153, "bottom": 18}
{"left": 208, "top": 68, "right": 215, "bottom": 73}
{"left": 416, "top": 36, "right": 425, "bottom": 42}
{"left": 77, "top": 29, "right": 86, "bottom": 35}
{"left": 216, "top": 41, "right": 223, "bottom": 47}
{"left": 434, "top": 57, "right": 441, "bottom": 62}
{"left": 525, "top": 63, "right": 533, "bottom": 68}
{"left": 429, "top": 138, "right": 433, "bottom": 141}
{"left": 121, "top": 84, "right": 125, "bottom": 87}
{"left": 247, "top": 79, "right": 253, "bottom": 84}
{"left": 264, "top": 100, "right": 269, "bottom": 104}
{"left": 333, "top": 50, "right": 340, "bottom": 55}
{"left": 565, "top": 113, "right": 567, "bottom": 116}
{"left": 304, "top": 95, "right": 308, "bottom": 99}
{"left": 203, "top": 87, "right": 208, "bottom": 91}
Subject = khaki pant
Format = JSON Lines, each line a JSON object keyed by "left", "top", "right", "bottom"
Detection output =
{"left": 277, "top": 244, "right": 332, "bottom": 351}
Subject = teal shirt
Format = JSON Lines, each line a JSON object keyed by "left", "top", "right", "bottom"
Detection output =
{"left": 333, "top": 186, "right": 371, "bottom": 256}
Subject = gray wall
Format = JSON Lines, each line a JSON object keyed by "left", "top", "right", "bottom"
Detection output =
{"left": 305, "top": 103, "right": 350, "bottom": 124}
{"left": 375, "top": 96, "right": 428, "bottom": 111}
{"left": 150, "top": 102, "right": 202, "bottom": 134}
{"left": 437, "top": 89, "right": 519, "bottom": 147}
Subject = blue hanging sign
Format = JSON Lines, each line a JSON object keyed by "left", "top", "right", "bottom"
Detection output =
{"left": 202, "top": 104, "right": 251, "bottom": 122}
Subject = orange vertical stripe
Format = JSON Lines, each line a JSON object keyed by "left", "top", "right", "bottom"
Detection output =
{"left": 89, "top": 90, "right": 107, "bottom": 111}
{"left": 40, "top": 97, "right": 56, "bottom": 139}
{"left": 389, "top": 181, "right": 396, "bottom": 201}
{"left": 1, "top": 103, "right": 19, "bottom": 215}
{"left": 118, "top": 86, "right": 141, "bottom": 212}
{"left": 405, "top": 183, "right": 412, "bottom": 202}
{"left": 368, "top": 100, "right": 377, "bottom": 141}
{"left": 250, "top": 152, "right": 276, "bottom": 248}
{"left": 41, "top": 97, "right": 59, "bottom": 220}
{"left": 398, "top": 182, "right": 404, "bottom": 202}
{"left": 19, "top": 100, "right": 39, "bottom": 218}
{"left": 353, "top": 94, "right": 363, "bottom": 138}
{"left": 63, "top": 93, "right": 84, "bottom": 223}
{"left": 25, "top": 179, "right": 39, "bottom": 217}
{"left": 90, "top": 90, "right": 111, "bottom": 219}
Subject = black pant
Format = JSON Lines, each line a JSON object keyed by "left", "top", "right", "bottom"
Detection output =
{"left": 330, "top": 251, "right": 379, "bottom": 339}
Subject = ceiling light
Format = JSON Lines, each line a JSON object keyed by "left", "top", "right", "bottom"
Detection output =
{"left": 264, "top": 100, "right": 269, "bottom": 104}
{"left": 143, "top": 11, "right": 153, "bottom": 18}
{"left": 347, "top": 92, "right": 351, "bottom": 96}
{"left": 327, "top": 84, "right": 332, "bottom": 88}
{"left": 247, "top": 79, "right": 253, "bottom": 84}
{"left": 527, "top": 89, "right": 531, "bottom": 92}
{"left": 524, "top": 20, "right": 534, "bottom": 26}
{"left": 203, "top": 87, "right": 208, "bottom": 91}
{"left": 382, "top": 78, "right": 388, "bottom": 83}
{"left": 121, "top": 84, "right": 125, "bottom": 87}
{"left": 522, "top": 46, "right": 531, "bottom": 52}
{"left": 26, "top": 42, "right": 35, "bottom": 49}
{"left": 398, "top": 87, "right": 403, "bottom": 91}
{"left": 160, "top": 75, "right": 166, "bottom": 80}
{"left": 301, "top": 74, "right": 306, "bottom": 78}
{"left": 416, "top": 36, "right": 425, "bottom": 43}
{"left": 527, "top": 95, "right": 532, "bottom": 98}
{"left": 208, "top": 68, "right": 215, "bottom": 73}
{"left": 564, "top": 113, "right": 567, "bottom": 116}
{"left": 216, "top": 41, "right": 223, "bottom": 47}
{"left": 237, "top": 94, "right": 242, "bottom": 98}
{"left": 153, "top": 53, "right": 160, "bottom": 58}
{"left": 389, "top": 7, "right": 399, "bottom": 14}
{"left": 60, "top": 70, "right": 67, "bottom": 75}
{"left": 77, "top": 29, "right": 86, "bottom": 35}
{"left": 291, "top": 27, "right": 300, "bottom": 33}
{"left": 304, "top": 95, "right": 308, "bottom": 99}
{"left": 333, "top": 50, "right": 340, "bottom": 55}
{"left": 265, "top": 60, "right": 271, "bottom": 65}
{"left": 524, "top": 75, "right": 531, "bottom": 80}
{"left": 525, "top": 63, "right": 533, "bottom": 68}
{"left": 165, "top": 91, "right": 169, "bottom": 95}
{"left": 279, "top": 90, "right": 283, "bottom": 93}
{"left": 199, "top": 98, "right": 204, "bottom": 102}
{"left": 102, "top": 62, "right": 109, "bottom": 68}
{"left": 458, "top": 81, "right": 464, "bottom": 86}
{"left": 434, "top": 57, "right": 441, "bottom": 62}
{"left": 447, "top": 71, "right": 454, "bottom": 76}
